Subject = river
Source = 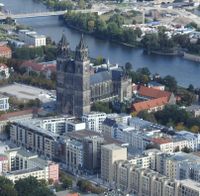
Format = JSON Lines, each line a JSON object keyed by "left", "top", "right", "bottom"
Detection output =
{"left": 1, "top": 0, "right": 200, "bottom": 87}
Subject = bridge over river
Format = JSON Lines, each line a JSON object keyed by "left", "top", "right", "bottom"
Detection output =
{"left": 0, "top": 9, "right": 93, "bottom": 20}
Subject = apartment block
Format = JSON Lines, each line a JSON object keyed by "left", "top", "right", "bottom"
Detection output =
{"left": 101, "top": 143, "right": 127, "bottom": 183}
{"left": 4, "top": 148, "right": 59, "bottom": 183}
{"left": 66, "top": 139, "right": 83, "bottom": 173}
{"left": 83, "top": 136, "right": 104, "bottom": 174}
{"left": 10, "top": 121, "right": 58, "bottom": 159}
{"left": 82, "top": 112, "right": 106, "bottom": 132}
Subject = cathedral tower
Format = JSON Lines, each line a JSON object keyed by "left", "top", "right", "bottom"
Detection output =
{"left": 56, "top": 34, "right": 91, "bottom": 117}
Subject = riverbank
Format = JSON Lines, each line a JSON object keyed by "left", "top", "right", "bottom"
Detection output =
{"left": 184, "top": 52, "right": 200, "bottom": 62}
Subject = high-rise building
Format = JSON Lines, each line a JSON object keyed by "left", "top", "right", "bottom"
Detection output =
{"left": 101, "top": 143, "right": 127, "bottom": 184}
{"left": 82, "top": 136, "right": 104, "bottom": 174}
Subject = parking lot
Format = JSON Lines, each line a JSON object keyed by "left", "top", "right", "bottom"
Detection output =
{"left": 0, "top": 83, "right": 56, "bottom": 103}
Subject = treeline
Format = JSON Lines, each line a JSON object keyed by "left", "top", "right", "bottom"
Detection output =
{"left": 12, "top": 46, "right": 57, "bottom": 61}
{"left": 138, "top": 105, "right": 200, "bottom": 133}
{"left": 33, "top": 0, "right": 74, "bottom": 10}
{"left": 63, "top": 12, "right": 142, "bottom": 46}
{"left": 142, "top": 26, "right": 200, "bottom": 55}
{"left": 0, "top": 176, "right": 55, "bottom": 196}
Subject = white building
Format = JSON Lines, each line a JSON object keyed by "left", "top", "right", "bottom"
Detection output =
{"left": 0, "top": 63, "right": 10, "bottom": 79}
{"left": 0, "top": 94, "right": 9, "bottom": 111}
{"left": 82, "top": 112, "right": 106, "bottom": 132}
{"left": 18, "top": 29, "right": 46, "bottom": 47}
{"left": 40, "top": 116, "right": 86, "bottom": 134}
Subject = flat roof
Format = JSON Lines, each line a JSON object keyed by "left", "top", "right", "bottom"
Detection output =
{"left": 179, "top": 179, "right": 200, "bottom": 191}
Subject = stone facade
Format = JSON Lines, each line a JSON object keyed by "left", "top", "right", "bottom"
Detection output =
{"left": 56, "top": 34, "right": 91, "bottom": 117}
{"left": 56, "top": 34, "right": 132, "bottom": 117}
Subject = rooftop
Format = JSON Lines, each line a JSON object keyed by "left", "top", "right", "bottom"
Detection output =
{"left": 179, "top": 179, "right": 200, "bottom": 191}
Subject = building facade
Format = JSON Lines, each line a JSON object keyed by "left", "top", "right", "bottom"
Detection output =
{"left": 82, "top": 112, "right": 107, "bottom": 132}
{"left": 101, "top": 144, "right": 127, "bottom": 184}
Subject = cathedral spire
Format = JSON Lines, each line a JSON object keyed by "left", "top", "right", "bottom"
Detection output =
{"left": 57, "top": 31, "right": 69, "bottom": 57}
{"left": 75, "top": 34, "right": 89, "bottom": 62}
{"left": 77, "top": 34, "right": 87, "bottom": 50}
{"left": 60, "top": 31, "right": 68, "bottom": 47}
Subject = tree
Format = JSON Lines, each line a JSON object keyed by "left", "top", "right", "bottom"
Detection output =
{"left": 78, "top": 0, "right": 85, "bottom": 9}
{"left": 162, "top": 75, "right": 177, "bottom": 92}
{"left": 15, "top": 176, "right": 55, "bottom": 196}
{"left": 0, "top": 176, "right": 17, "bottom": 196}
{"left": 77, "top": 179, "right": 92, "bottom": 193}
{"left": 187, "top": 84, "right": 194, "bottom": 92}
{"left": 181, "top": 146, "right": 192, "bottom": 153}
{"left": 62, "top": 177, "right": 72, "bottom": 189}
{"left": 125, "top": 62, "right": 132, "bottom": 73}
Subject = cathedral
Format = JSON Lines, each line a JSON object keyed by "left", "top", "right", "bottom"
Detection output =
{"left": 56, "top": 33, "right": 132, "bottom": 117}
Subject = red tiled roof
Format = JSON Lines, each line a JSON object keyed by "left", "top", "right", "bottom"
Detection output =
{"left": 66, "top": 194, "right": 79, "bottom": 196}
{"left": 132, "top": 97, "right": 168, "bottom": 112}
{"left": 138, "top": 86, "right": 171, "bottom": 99}
{"left": 21, "top": 61, "right": 56, "bottom": 73}
{"left": 0, "top": 109, "right": 36, "bottom": 121}
{"left": 151, "top": 138, "right": 172, "bottom": 145}
{"left": 0, "top": 45, "right": 11, "bottom": 54}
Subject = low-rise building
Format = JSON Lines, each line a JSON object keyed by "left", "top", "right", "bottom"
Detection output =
{"left": 0, "top": 45, "right": 12, "bottom": 58}
{"left": 0, "top": 94, "right": 9, "bottom": 111}
{"left": 0, "top": 63, "right": 10, "bottom": 79}
{"left": 18, "top": 29, "right": 46, "bottom": 47}
{"left": 186, "top": 105, "right": 200, "bottom": 117}
{"left": 4, "top": 148, "right": 59, "bottom": 183}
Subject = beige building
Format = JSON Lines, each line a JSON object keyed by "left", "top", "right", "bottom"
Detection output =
{"left": 177, "top": 179, "right": 200, "bottom": 196}
{"left": 4, "top": 148, "right": 59, "bottom": 183}
{"left": 101, "top": 144, "right": 127, "bottom": 184}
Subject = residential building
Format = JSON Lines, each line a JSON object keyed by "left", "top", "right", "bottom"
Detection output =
{"left": 4, "top": 148, "right": 59, "bottom": 182}
{"left": 0, "top": 63, "right": 10, "bottom": 79}
{"left": 82, "top": 112, "right": 107, "bottom": 132}
{"left": 83, "top": 136, "right": 104, "bottom": 174}
{"left": 0, "top": 45, "right": 12, "bottom": 58}
{"left": 18, "top": 29, "right": 46, "bottom": 47}
{"left": 20, "top": 60, "right": 56, "bottom": 79}
{"left": 177, "top": 179, "right": 200, "bottom": 196}
{"left": 101, "top": 143, "right": 127, "bottom": 183}
{"left": 0, "top": 94, "right": 9, "bottom": 111}
{"left": 0, "top": 109, "right": 37, "bottom": 134}
{"left": 41, "top": 116, "right": 85, "bottom": 134}
{"left": 66, "top": 139, "right": 83, "bottom": 173}
{"left": 148, "top": 81, "right": 165, "bottom": 91}
{"left": 0, "top": 154, "right": 9, "bottom": 174}
{"left": 10, "top": 121, "right": 59, "bottom": 159}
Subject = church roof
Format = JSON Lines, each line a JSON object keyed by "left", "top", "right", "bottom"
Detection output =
{"left": 90, "top": 71, "right": 112, "bottom": 85}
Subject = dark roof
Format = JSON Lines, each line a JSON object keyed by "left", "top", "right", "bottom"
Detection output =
{"left": 111, "top": 68, "right": 124, "bottom": 80}
{"left": 102, "top": 118, "right": 117, "bottom": 127}
{"left": 90, "top": 71, "right": 112, "bottom": 85}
